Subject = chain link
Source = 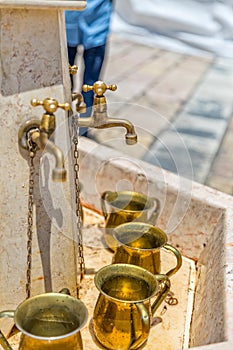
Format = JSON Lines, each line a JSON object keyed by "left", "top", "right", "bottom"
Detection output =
{"left": 25, "top": 118, "right": 85, "bottom": 297}
{"left": 71, "top": 115, "right": 85, "bottom": 290}
{"left": 26, "top": 136, "right": 36, "bottom": 299}
{"left": 165, "top": 291, "right": 178, "bottom": 305}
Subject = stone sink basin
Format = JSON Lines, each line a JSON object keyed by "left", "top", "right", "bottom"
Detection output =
{"left": 6, "top": 137, "right": 233, "bottom": 350}
{"left": 78, "top": 137, "right": 233, "bottom": 350}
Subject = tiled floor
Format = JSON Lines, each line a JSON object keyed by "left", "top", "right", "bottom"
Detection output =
{"left": 80, "top": 34, "right": 233, "bottom": 196}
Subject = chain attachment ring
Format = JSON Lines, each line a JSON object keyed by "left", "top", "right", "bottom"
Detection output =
{"left": 165, "top": 291, "right": 178, "bottom": 306}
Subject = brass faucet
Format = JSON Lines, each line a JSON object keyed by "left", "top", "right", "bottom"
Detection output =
{"left": 69, "top": 64, "right": 78, "bottom": 76}
{"left": 18, "top": 98, "right": 70, "bottom": 182}
{"left": 73, "top": 81, "right": 137, "bottom": 145}
{"left": 72, "top": 92, "right": 87, "bottom": 114}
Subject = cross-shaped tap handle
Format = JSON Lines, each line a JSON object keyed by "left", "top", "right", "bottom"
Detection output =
{"left": 69, "top": 64, "right": 78, "bottom": 75}
{"left": 31, "top": 97, "right": 70, "bottom": 114}
{"left": 82, "top": 81, "right": 117, "bottom": 97}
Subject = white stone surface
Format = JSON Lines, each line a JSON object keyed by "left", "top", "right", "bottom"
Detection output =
{"left": 0, "top": 6, "right": 80, "bottom": 336}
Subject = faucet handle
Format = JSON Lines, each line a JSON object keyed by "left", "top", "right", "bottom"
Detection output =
{"left": 82, "top": 81, "right": 117, "bottom": 97}
{"left": 69, "top": 64, "right": 78, "bottom": 75}
{"left": 31, "top": 97, "right": 70, "bottom": 114}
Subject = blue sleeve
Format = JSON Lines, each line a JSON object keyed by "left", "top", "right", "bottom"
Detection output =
{"left": 65, "top": 1, "right": 113, "bottom": 49}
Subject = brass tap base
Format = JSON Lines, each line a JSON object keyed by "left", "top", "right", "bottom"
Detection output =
{"left": 18, "top": 118, "right": 40, "bottom": 151}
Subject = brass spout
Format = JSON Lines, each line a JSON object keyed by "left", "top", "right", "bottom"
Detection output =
{"left": 77, "top": 81, "right": 137, "bottom": 145}
{"left": 78, "top": 116, "right": 137, "bottom": 145}
{"left": 31, "top": 131, "right": 66, "bottom": 182}
{"left": 96, "top": 118, "right": 137, "bottom": 145}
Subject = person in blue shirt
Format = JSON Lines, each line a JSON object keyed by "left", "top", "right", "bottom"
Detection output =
{"left": 65, "top": 1, "right": 113, "bottom": 135}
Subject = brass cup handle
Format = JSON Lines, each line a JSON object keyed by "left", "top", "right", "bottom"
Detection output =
{"left": 162, "top": 244, "right": 182, "bottom": 278}
{"left": 100, "top": 191, "right": 115, "bottom": 220}
{"left": 130, "top": 303, "right": 150, "bottom": 350}
{"left": 151, "top": 274, "right": 171, "bottom": 315}
{"left": 149, "top": 197, "right": 161, "bottom": 224}
{"left": 0, "top": 311, "right": 15, "bottom": 350}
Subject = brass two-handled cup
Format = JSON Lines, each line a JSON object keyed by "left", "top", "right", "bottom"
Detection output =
{"left": 0, "top": 293, "right": 88, "bottom": 350}
{"left": 112, "top": 222, "right": 182, "bottom": 278}
{"left": 93, "top": 263, "right": 170, "bottom": 350}
{"left": 101, "top": 190, "right": 160, "bottom": 251}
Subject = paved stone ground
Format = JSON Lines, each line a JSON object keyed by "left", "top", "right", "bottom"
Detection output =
{"left": 81, "top": 34, "right": 233, "bottom": 196}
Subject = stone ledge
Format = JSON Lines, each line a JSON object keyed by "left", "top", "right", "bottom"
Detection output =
{"left": 0, "top": 0, "right": 86, "bottom": 10}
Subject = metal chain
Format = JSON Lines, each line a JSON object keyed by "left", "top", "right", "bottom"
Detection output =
{"left": 71, "top": 115, "right": 85, "bottom": 288}
{"left": 26, "top": 136, "right": 36, "bottom": 299}
{"left": 165, "top": 291, "right": 178, "bottom": 305}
